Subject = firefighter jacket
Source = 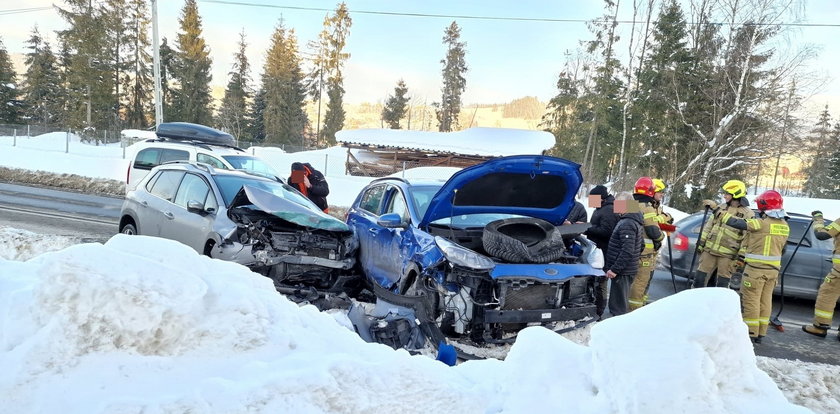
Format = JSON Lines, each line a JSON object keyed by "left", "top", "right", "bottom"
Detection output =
{"left": 813, "top": 216, "right": 840, "bottom": 269}
{"left": 640, "top": 201, "right": 664, "bottom": 256}
{"left": 700, "top": 199, "right": 754, "bottom": 258}
{"left": 724, "top": 212, "right": 789, "bottom": 270}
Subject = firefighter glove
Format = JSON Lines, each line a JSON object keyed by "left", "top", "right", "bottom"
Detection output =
{"left": 661, "top": 212, "right": 674, "bottom": 224}
{"left": 812, "top": 210, "right": 823, "bottom": 219}
{"left": 702, "top": 199, "right": 718, "bottom": 210}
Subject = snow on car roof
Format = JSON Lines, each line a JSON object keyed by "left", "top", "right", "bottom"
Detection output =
{"left": 335, "top": 127, "right": 555, "bottom": 157}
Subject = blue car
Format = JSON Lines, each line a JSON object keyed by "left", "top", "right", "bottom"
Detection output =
{"left": 347, "top": 155, "right": 604, "bottom": 346}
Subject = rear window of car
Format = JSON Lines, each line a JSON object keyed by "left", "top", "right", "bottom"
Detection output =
{"left": 134, "top": 148, "right": 190, "bottom": 170}
{"left": 359, "top": 185, "right": 386, "bottom": 214}
{"left": 159, "top": 149, "right": 190, "bottom": 165}
{"left": 149, "top": 170, "right": 185, "bottom": 202}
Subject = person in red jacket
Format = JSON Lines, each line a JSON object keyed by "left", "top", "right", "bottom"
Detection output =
{"left": 288, "top": 162, "right": 330, "bottom": 213}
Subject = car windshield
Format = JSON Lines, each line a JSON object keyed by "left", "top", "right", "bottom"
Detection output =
{"left": 221, "top": 155, "right": 279, "bottom": 178}
{"left": 408, "top": 185, "right": 442, "bottom": 218}
{"left": 214, "top": 174, "right": 316, "bottom": 209}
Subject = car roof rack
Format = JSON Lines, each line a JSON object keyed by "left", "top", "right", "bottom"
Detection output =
{"left": 159, "top": 160, "right": 218, "bottom": 175}
{"left": 141, "top": 137, "right": 246, "bottom": 152}
{"left": 370, "top": 176, "right": 411, "bottom": 185}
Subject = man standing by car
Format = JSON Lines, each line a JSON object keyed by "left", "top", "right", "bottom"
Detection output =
{"left": 694, "top": 180, "right": 754, "bottom": 288}
{"left": 803, "top": 210, "right": 840, "bottom": 339}
{"left": 627, "top": 177, "right": 665, "bottom": 311}
{"left": 604, "top": 194, "right": 645, "bottom": 317}
{"left": 288, "top": 162, "right": 330, "bottom": 213}
{"left": 721, "top": 190, "right": 789, "bottom": 344}
{"left": 585, "top": 185, "right": 619, "bottom": 319}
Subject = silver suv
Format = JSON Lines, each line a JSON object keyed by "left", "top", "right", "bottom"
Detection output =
{"left": 119, "top": 162, "right": 358, "bottom": 291}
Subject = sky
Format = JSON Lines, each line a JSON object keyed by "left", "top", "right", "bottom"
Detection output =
{"left": 3, "top": 0, "right": 840, "bottom": 112}
{"left": 0, "top": 228, "right": 837, "bottom": 413}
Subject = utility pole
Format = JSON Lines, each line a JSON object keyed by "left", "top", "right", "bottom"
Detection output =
{"left": 152, "top": 0, "right": 163, "bottom": 127}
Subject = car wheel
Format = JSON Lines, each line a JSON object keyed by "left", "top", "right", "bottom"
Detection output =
{"left": 483, "top": 218, "right": 565, "bottom": 264}
{"left": 120, "top": 223, "right": 137, "bottom": 235}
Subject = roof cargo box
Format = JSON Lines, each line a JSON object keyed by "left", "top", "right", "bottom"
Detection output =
{"left": 156, "top": 122, "right": 236, "bottom": 146}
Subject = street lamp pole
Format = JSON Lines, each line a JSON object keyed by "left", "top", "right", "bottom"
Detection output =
{"left": 152, "top": 0, "right": 163, "bottom": 127}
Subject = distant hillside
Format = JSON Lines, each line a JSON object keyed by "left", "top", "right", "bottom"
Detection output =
{"left": 310, "top": 97, "right": 548, "bottom": 131}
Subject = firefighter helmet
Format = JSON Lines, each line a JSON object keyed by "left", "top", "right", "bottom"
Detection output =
{"left": 721, "top": 179, "right": 747, "bottom": 198}
{"left": 755, "top": 190, "right": 783, "bottom": 211}
{"left": 634, "top": 177, "right": 656, "bottom": 197}
{"left": 652, "top": 178, "right": 667, "bottom": 193}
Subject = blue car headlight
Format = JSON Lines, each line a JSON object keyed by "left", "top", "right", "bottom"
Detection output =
{"left": 434, "top": 236, "right": 495, "bottom": 270}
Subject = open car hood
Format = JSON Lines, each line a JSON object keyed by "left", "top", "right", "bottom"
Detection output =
{"left": 229, "top": 185, "right": 350, "bottom": 232}
{"left": 418, "top": 155, "right": 582, "bottom": 227}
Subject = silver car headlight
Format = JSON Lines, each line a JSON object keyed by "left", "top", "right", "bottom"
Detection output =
{"left": 434, "top": 236, "right": 495, "bottom": 270}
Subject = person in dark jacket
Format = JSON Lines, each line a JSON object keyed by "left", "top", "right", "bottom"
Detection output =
{"left": 566, "top": 200, "right": 589, "bottom": 224}
{"left": 603, "top": 197, "right": 645, "bottom": 317}
{"left": 584, "top": 185, "right": 619, "bottom": 318}
{"left": 288, "top": 162, "right": 330, "bottom": 212}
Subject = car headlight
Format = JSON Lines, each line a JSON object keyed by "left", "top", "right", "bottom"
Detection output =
{"left": 434, "top": 236, "right": 495, "bottom": 270}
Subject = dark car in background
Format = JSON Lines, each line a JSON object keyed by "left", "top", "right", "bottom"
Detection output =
{"left": 658, "top": 211, "right": 833, "bottom": 299}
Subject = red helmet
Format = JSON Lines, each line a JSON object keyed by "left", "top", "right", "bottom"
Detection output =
{"left": 755, "top": 190, "right": 783, "bottom": 211}
{"left": 634, "top": 177, "right": 656, "bottom": 197}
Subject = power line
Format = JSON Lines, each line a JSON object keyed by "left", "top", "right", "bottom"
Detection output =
{"left": 199, "top": 0, "right": 840, "bottom": 28}
{"left": 0, "top": 6, "right": 53, "bottom": 16}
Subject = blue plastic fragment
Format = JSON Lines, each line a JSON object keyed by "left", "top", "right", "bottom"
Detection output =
{"left": 436, "top": 341, "right": 457, "bottom": 366}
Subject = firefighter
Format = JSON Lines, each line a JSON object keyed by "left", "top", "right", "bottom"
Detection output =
{"left": 694, "top": 179, "right": 754, "bottom": 288}
{"left": 722, "top": 190, "right": 789, "bottom": 344}
{"left": 628, "top": 177, "right": 665, "bottom": 311}
{"left": 802, "top": 210, "right": 840, "bottom": 339}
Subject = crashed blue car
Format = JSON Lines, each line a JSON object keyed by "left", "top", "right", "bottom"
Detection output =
{"left": 346, "top": 155, "right": 604, "bottom": 348}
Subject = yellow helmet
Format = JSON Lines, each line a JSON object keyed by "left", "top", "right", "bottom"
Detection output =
{"left": 722, "top": 179, "right": 747, "bottom": 198}
{"left": 652, "top": 178, "right": 667, "bottom": 193}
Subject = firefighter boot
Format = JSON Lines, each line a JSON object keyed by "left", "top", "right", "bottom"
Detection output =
{"left": 692, "top": 271, "right": 708, "bottom": 289}
{"left": 802, "top": 323, "right": 829, "bottom": 338}
{"left": 716, "top": 276, "right": 731, "bottom": 288}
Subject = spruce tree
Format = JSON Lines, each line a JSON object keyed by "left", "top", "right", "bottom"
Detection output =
{"left": 217, "top": 30, "right": 252, "bottom": 140}
{"left": 122, "top": 0, "right": 152, "bottom": 128}
{"left": 318, "top": 2, "right": 352, "bottom": 145}
{"left": 0, "top": 37, "right": 21, "bottom": 123}
{"left": 381, "top": 79, "right": 410, "bottom": 129}
{"left": 248, "top": 88, "right": 266, "bottom": 142}
{"left": 57, "top": 0, "right": 117, "bottom": 130}
{"left": 804, "top": 106, "right": 834, "bottom": 198}
{"left": 171, "top": 0, "right": 213, "bottom": 124}
{"left": 435, "top": 21, "right": 467, "bottom": 132}
{"left": 260, "top": 23, "right": 308, "bottom": 146}
{"left": 159, "top": 37, "right": 176, "bottom": 120}
{"left": 21, "top": 27, "right": 62, "bottom": 127}
{"left": 825, "top": 123, "right": 840, "bottom": 199}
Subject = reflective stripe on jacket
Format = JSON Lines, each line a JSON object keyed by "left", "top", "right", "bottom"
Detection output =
{"left": 724, "top": 213, "right": 789, "bottom": 270}
{"left": 700, "top": 203, "right": 754, "bottom": 258}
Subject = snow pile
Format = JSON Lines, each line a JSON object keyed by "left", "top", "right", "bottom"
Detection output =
{"left": 0, "top": 226, "right": 81, "bottom": 261}
{"left": 0, "top": 235, "right": 813, "bottom": 413}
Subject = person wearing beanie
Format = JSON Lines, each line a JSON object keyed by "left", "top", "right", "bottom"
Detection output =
{"left": 584, "top": 184, "right": 619, "bottom": 319}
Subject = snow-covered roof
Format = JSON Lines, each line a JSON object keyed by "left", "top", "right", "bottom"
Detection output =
{"left": 335, "top": 127, "right": 556, "bottom": 157}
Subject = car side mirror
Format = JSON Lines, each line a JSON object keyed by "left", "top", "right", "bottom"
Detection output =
{"left": 187, "top": 200, "right": 205, "bottom": 214}
{"left": 377, "top": 212, "right": 408, "bottom": 229}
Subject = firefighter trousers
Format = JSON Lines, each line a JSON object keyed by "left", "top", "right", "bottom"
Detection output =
{"left": 628, "top": 254, "right": 657, "bottom": 311}
{"left": 812, "top": 266, "right": 840, "bottom": 327}
{"left": 696, "top": 251, "right": 735, "bottom": 288}
{"left": 741, "top": 265, "right": 779, "bottom": 338}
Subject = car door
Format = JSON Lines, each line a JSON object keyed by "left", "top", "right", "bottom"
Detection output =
{"left": 372, "top": 185, "right": 412, "bottom": 286}
{"left": 158, "top": 172, "right": 217, "bottom": 252}
{"left": 779, "top": 218, "right": 830, "bottom": 298}
{"left": 141, "top": 170, "right": 185, "bottom": 237}
{"left": 347, "top": 184, "right": 388, "bottom": 286}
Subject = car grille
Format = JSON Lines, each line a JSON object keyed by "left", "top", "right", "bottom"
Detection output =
{"left": 501, "top": 282, "right": 560, "bottom": 310}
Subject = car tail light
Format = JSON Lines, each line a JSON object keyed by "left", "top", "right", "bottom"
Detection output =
{"left": 673, "top": 232, "right": 689, "bottom": 251}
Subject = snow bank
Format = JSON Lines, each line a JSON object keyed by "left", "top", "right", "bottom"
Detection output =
{"left": 0, "top": 227, "right": 81, "bottom": 261}
{"left": 0, "top": 235, "right": 812, "bottom": 414}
